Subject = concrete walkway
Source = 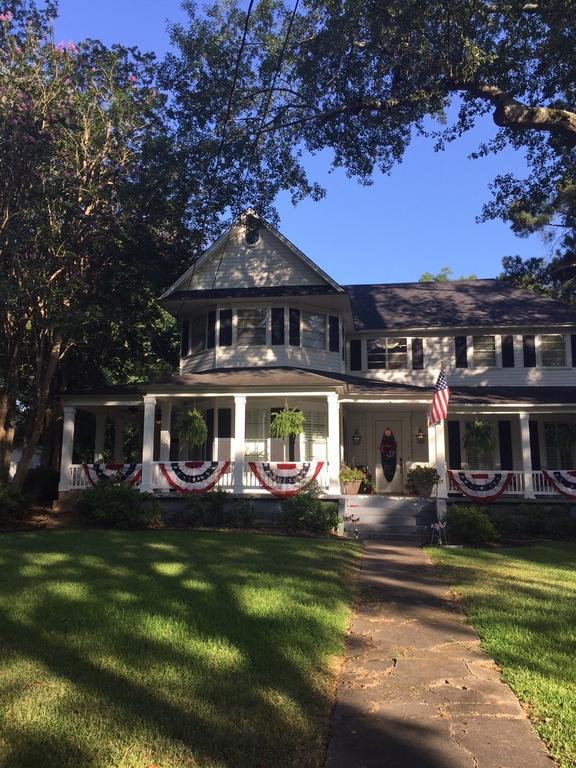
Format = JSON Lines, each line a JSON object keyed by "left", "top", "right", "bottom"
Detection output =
{"left": 325, "top": 543, "right": 556, "bottom": 768}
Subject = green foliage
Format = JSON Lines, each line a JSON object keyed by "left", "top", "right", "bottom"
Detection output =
{"left": 80, "top": 479, "right": 160, "bottom": 529}
{"left": 231, "top": 499, "right": 256, "bottom": 528}
{"left": 487, "top": 504, "right": 576, "bottom": 539}
{"left": 203, "top": 487, "right": 230, "bottom": 527}
{"left": 176, "top": 409, "right": 208, "bottom": 448}
{"left": 270, "top": 408, "right": 305, "bottom": 439}
{"left": 463, "top": 420, "right": 496, "bottom": 467}
{"left": 339, "top": 465, "right": 367, "bottom": 484}
{"left": 419, "top": 267, "right": 477, "bottom": 282}
{"left": 281, "top": 485, "right": 339, "bottom": 534}
{"left": 406, "top": 465, "right": 440, "bottom": 496}
{"left": 446, "top": 504, "right": 497, "bottom": 545}
{"left": 0, "top": 484, "right": 29, "bottom": 522}
{"left": 180, "top": 495, "right": 205, "bottom": 526}
{"left": 21, "top": 467, "right": 59, "bottom": 504}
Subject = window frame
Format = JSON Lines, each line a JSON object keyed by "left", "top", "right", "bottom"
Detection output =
{"left": 302, "top": 311, "right": 327, "bottom": 350}
{"left": 472, "top": 334, "right": 497, "bottom": 367}
{"left": 366, "top": 336, "right": 409, "bottom": 370}
{"left": 235, "top": 307, "right": 269, "bottom": 346}
{"left": 539, "top": 333, "right": 567, "bottom": 368}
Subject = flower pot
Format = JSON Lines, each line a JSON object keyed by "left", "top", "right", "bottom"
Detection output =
{"left": 342, "top": 481, "right": 362, "bottom": 495}
{"left": 414, "top": 482, "right": 434, "bottom": 498}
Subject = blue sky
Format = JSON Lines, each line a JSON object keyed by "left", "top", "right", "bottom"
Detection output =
{"left": 54, "top": 0, "right": 547, "bottom": 285}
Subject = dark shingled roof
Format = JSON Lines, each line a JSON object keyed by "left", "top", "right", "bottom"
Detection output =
{"left": 344, "top": 279, "right": 576, "bottom": 331}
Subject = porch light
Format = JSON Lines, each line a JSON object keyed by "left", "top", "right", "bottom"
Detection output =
{"left": 352, "top": 428, "right": 361, "bottom": 445}
{"left": 416, "top": 427, "right": 425, "bottom": 444}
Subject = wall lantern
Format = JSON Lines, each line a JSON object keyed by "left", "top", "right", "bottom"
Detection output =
{"left": 416, "top": 427, "right": 425, "bottom": 444}
{"left": 352, "top": 428, "right": 362, "bottom": 445}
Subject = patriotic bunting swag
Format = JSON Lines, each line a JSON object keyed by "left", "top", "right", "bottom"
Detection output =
{"left": 542, "top": 470, "right": 576, "bottom": 499}
{"left": 82, "top": 463, "right": 142, "bottom": 486}
{"left": 249, "top": 461, "right": 324, "bottom": 497}
{"left": 448, "top": 470, "right": 512, "bottom": 502}
{"left": 159, "top": 461, "right": 230, "bottom": 493}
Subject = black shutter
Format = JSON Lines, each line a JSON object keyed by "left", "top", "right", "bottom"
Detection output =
{"left": 289, "top": 308, "right": 300, "bottom": 346}
{"left": 206, "top": 311, "right": 216, "bottom": 349}
{"left": 447, "top": 421, "right": 461, "bottom": 470}
{"left": 219, "top": 309, "right": 232, "bottom": 346}
{"left": 329, "top": 316, "right": 340, "bottom": 353}
{"left": 180, "top": 320, "right": 190, "bottom": 356}
{"left": 454, "top": 336, "right": 468, "bottom": 368}
{"left": 217, "top": 408, "right": 232, "bottom": 438}
{"left": 501, "top": 335, "right": 515, "bottom": 367}
{"left": 205, "top": 408, "right": 214, "bottom": 460}
{"left": 411, "top": 337, "right": 424, "bottom": 370}
{"left": 350, "top": 339, "right": 362, "bottom": 371}
{"left": 571, "top": 335, "right": 576, "bottom": 367}
{"left": 271, "top": 308, "right": 285, "bottom": 345}
{"left": 523, "top": 335, "right": 536, "bottom": 367}
{"left": 529, "top": 421, "right": 541, "bottom": 470}
{"left": 498, "top": 420, "right": 513, "bottom": 470}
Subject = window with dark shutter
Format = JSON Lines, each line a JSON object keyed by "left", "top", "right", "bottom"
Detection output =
{"left": 328, "top": 316, "right": 340, "bottom": 353}
{"left": 529, "top": 421, "right": 541, "bottom": 469}
{"left": 447, "top": 421, "right": 461, "bottom": 469}
{"left": 289, "top": 308, "right": 300, "bottom": 346}
{"left": 180, "top": 320, "right": 190, "bottom": 357}
{"left": 271, "top": 308, "right": 285, "bottom": 345}
{"left": 206, "top": 311, "right": 216, "bottom": 349}
{"left": 350, "top": 339, "right": 362, "bottom": 371}
{"left": 501, "top": 335, "right": 514, "bottom": 367}
{"left": 454, "top": 336, "right": 468, "bottom": 368}
{"left": 498, "top": 421, "right": 513, "bottom": 470}
{"left": 411, "top": 337, "right": 424, "bottom": 369}
{"left": 219, "top": 309, "right": 232, "bottom": 346}
{"left": 217, "top": 408, "right": 232, "bottom": 438}
{"left": 523, "top": 335, "right": 536, "bottom": 367}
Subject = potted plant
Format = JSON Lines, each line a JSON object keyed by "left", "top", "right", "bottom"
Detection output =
{"left": 270, "top": 407, "right": 305, "bottom": 439}
{"left": 176, "top": 408, "right": 208, "bottom": 447}
{"left": 406, "top": 465, "right": 440, "bottom": 497}
{"left": 463, "top": 420, "right": 496, "bottom": 468}
{"left": 340, "top": 464, "right": 367, "bottom": 495}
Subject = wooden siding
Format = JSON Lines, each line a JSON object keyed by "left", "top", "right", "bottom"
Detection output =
{"left": 191, "top": 226, "right": 327, "bottom": 289}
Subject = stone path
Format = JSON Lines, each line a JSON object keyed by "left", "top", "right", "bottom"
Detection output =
{"left": 325, "top": 542, "right": 556, "bottom": 768}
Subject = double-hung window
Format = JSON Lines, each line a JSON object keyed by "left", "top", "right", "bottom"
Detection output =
{"left": 189, "top": 315, "right": 206, "bottom": 354}
{"left": 302, "top": 312, "right": 326, "bottom": 349}
{"left": 473, "top": 335, "right": 496, "bottom": 367}
{"left": 541, "top": 334, "right": 565, "bottom": 367}
{"left": 367, "top": 337, "right": 408, "bottom": 369}
{"left": 237, "top": 308, "right": 267, "bottom": 345}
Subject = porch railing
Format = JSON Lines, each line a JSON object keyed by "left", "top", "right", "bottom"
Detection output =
{"left": 447, "top": 469, "right": 558, "bottom": 497}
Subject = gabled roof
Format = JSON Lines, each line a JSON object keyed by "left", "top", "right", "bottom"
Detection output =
{"left": 344, "top": 279, "right": 576, "bottom": 331}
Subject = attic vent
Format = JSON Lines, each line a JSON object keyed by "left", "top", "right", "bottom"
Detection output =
{"left": 245, "top": 226, "right": 260, "bottom": 245}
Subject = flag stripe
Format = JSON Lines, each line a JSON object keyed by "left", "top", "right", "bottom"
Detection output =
{"left": 428, "top": 366, "right": 450, "bottom": 426}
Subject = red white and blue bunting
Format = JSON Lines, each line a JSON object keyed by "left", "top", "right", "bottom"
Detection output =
{"left": 159, "top": 461, "right": 230, "bottom": 494}
{"left": 448, "top": 470, "right": 512, "bottom": 502}
{"left": 542, "top": 470, "right": 576, "bottom": 498}
{"left": 82, "top": 463, "right": 142, "bottom": 487}
{"left": 249, "top": 461, "right": 324, "bottom": 497}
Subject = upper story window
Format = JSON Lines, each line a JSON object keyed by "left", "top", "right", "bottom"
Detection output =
{"left": 237, "top": 308, "right": 267, "bottom": 345}
{"left": 302, "top": 312, "right": 326, "bottom": 349}
{"left": 473, "top": 335, "right": 496, "bottom": 367}
{"left": 541, "top": 334, "right": 565, "bottom": 367}
{"left": 367, "top": 338, "right": 408, "bottom": 369}
{"left": 189, "top": 314, "right": 207, "bottom": 354}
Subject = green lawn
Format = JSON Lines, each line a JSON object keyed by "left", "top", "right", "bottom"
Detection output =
{"left": 429, "top": 543, "right": 576, "bottom": 768}
{"left": 0, "top": 530, "right": 359, "bottom": 768}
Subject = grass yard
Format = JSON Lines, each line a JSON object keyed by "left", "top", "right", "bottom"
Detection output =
{"left": 429, "top": 543, "right": 576, "bottom": 768}
{"left": 0, "top": 530, "right": 359, "bottom": 768}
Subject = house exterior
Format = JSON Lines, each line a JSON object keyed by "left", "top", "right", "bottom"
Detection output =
{"left": 58, "top": 210, "right": 576, "bottom": 503}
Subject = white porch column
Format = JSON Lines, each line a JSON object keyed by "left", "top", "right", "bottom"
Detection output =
{"left": 233, "top": 395, "right": 246, "bottom": 494}
{"left": 94, "top": 412, "right": 106, "bottom": 462}
{"left": 327, "top": 393, "right": 341, "bottom": 494}
{"left": 519, "top": 412, "right": 535, "bottom": 499}
{"left": 159, "top": 401, "right": 172, "bottom": 461}
{"left": 113, "top": 417, "right": 125, "bottom": 463}
{"left": 58, "top": 406, "right": 76, "bottom": 492}
{"left": 140, "top": 396, "right": 156, "bottom": 493}
{"left": 428, "top": 421, "right": 447, "bottom": 497}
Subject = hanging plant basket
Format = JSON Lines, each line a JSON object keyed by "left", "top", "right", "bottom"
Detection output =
{"left": 463, "top": 420, "right": 496, "bottom": 467}
{"left": 176, "top": 408, "right": 208, "bottom": 447}
{"left": 270, "top": 407, "right": 305, "bottom": 439}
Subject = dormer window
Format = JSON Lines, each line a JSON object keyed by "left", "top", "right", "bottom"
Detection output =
{"left": 237, "top": 308, "right": 267, "bottom": 345}
{"left": 302, "top": 312, "right": 326, "bottom": 349}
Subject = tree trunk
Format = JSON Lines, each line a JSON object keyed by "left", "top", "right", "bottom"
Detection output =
{"left": 0, "top": 398, "right": 16, "bottom": 484}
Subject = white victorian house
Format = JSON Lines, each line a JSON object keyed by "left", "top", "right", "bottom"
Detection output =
{"left": 58, "top": 211, "right": 576, "bottom": 504}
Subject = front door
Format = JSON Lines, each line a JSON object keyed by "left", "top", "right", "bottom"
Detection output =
{"left": 374, "top": 419, "right": 405, "bottom": 493}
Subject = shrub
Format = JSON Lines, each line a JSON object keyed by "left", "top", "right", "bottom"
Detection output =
{"left": 445, "top": 504, "right": 497, "bottom": 545}
{"left": 231, "top": 499, "right": 256, "bottom": 528}
{"left": 281, "top": 485, "right": 339, "bottom": 534}
{"left": 80, "top": 479, "right": 160, "bottom": 529}
{"left": 22, "top": 467, "right": 60, "bottom": 504}
{"left": 181, "top": 495, "right": 205, "bottom": 526}
{"left": 204, "top": 487, "right": 229, "bottom": 526}
{"left": 0, "top": 485, "right": 30, "bottom": 523}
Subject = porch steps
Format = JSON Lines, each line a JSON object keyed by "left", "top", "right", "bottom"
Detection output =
{"left": 340, "top": 495, "right": 437, "bottom": 541}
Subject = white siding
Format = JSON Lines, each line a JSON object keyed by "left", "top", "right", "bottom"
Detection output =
{"left": 191, "top": 226, "right": 326, "bottom": 289}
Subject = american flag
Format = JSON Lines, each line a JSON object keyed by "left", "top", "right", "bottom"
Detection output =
{"left": 428, "top": 366, "right": 450, "bottom": 426}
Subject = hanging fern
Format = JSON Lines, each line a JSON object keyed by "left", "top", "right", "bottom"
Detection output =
{"left": 270, "top": 408, "right": 305, "bottom": 439}
{"left": 176, "top": 408, "right": 208, "bottom": 447}
{"left": 463, "top": 420, "right": 496, "bottom": 465}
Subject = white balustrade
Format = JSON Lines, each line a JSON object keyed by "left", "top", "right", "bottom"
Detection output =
{"left": 447, "top": 469, "right": 561, "bottom": 497}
